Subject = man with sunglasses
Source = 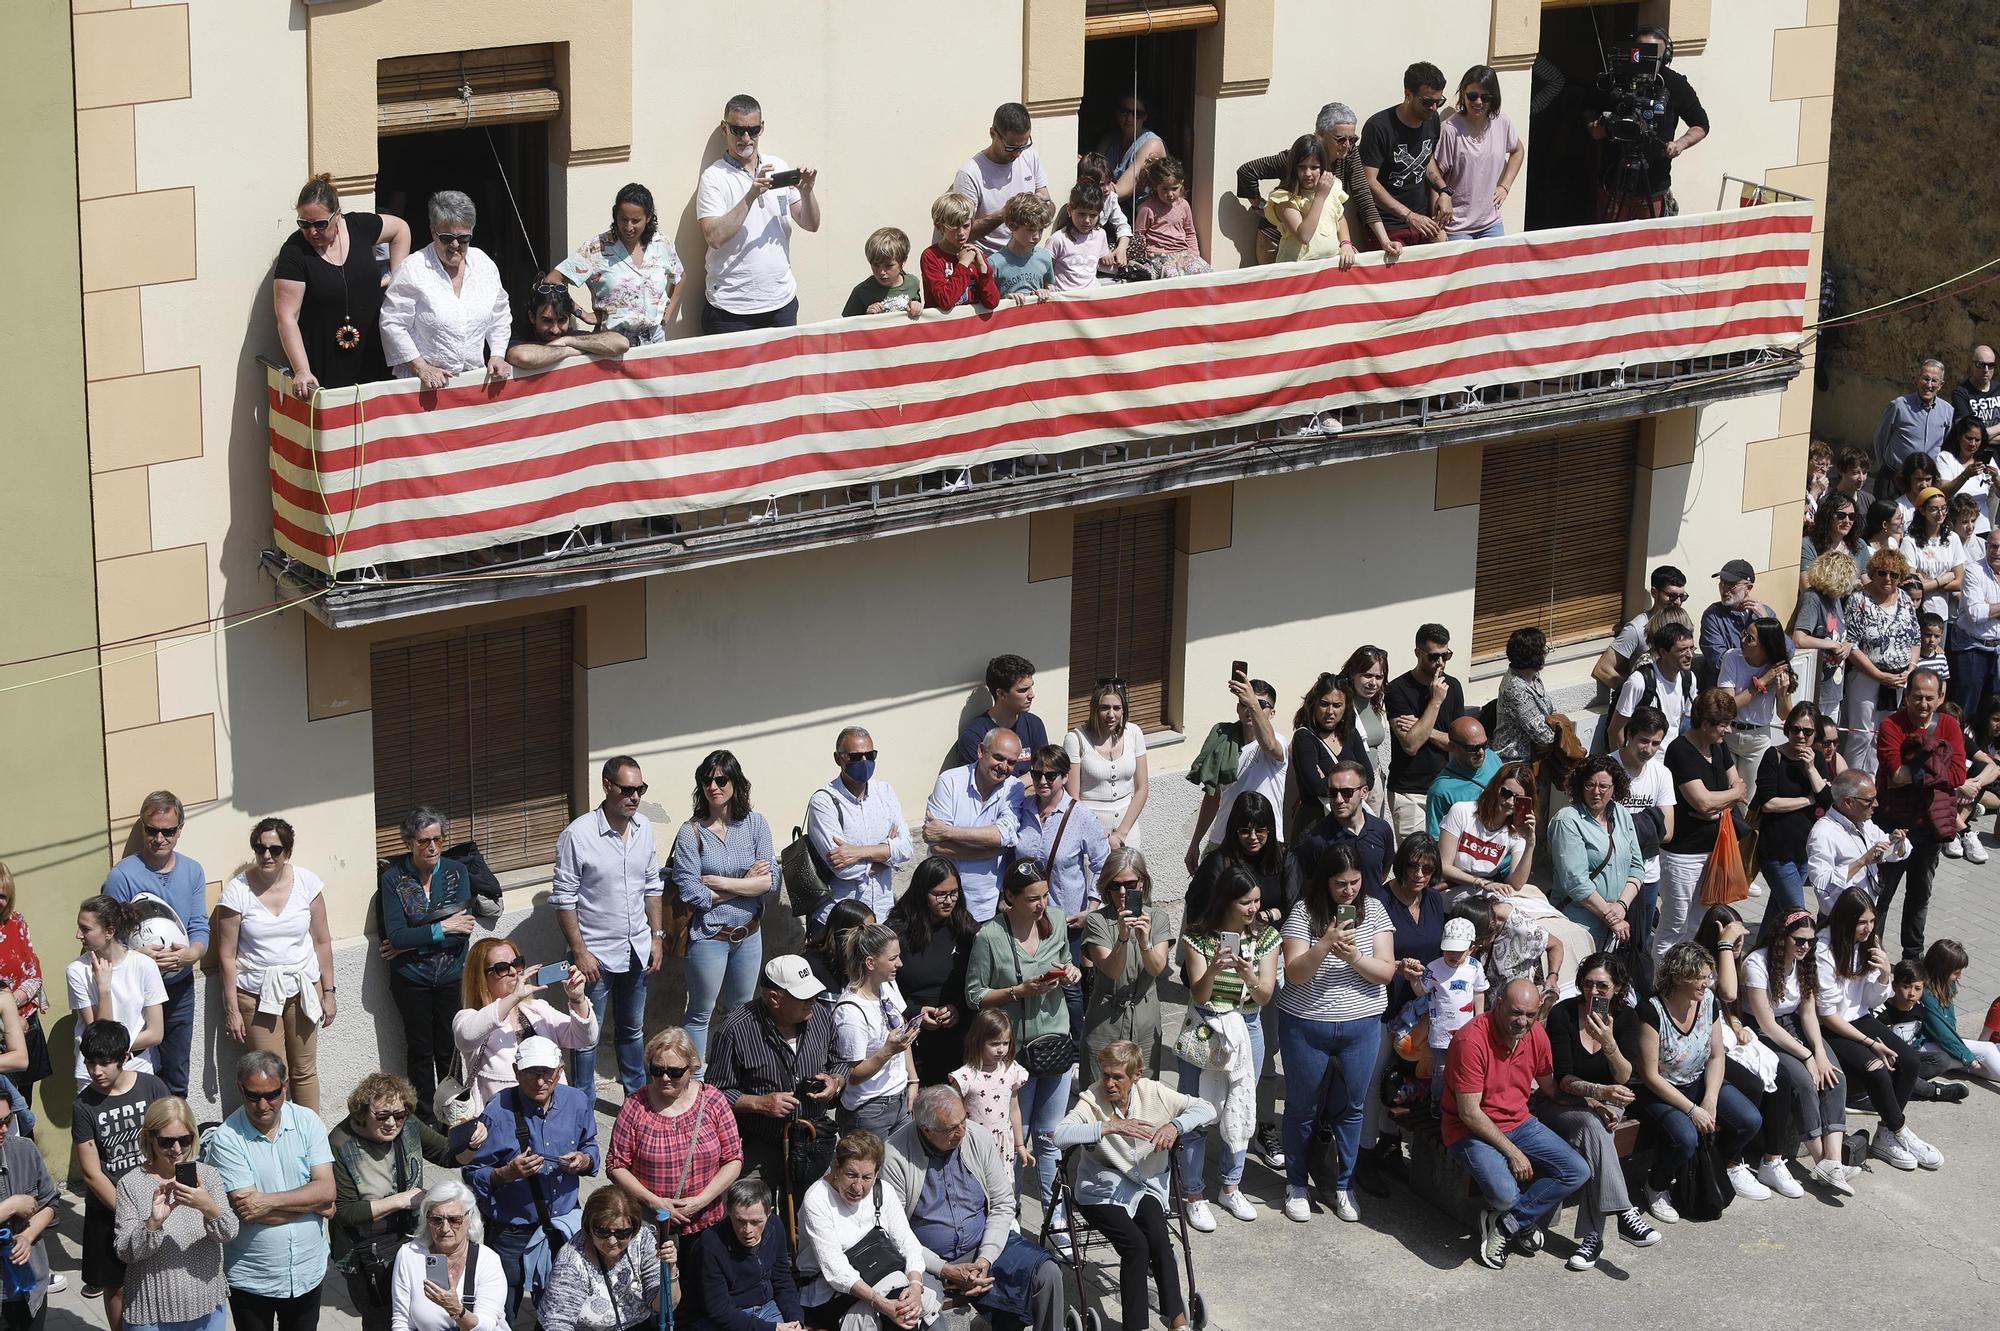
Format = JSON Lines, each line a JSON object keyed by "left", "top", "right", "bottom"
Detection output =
{"left": 463, "top": 1036, "right": 599, "bottom": 1322}
{"left": 553, "top": 754, "right": 662, "bottom": 1096}
{"left": 953, "top": 102, "right": 1052, "bottom": 256}
{"left": 696, "top": 92, "right": 820, "bottom": 335}
{"left": 1360, "top": 62, "right": 1453, "bottom": 247}
{"left": 805, "top": 726, "right": 913, "bottom": 923}
{"left": 1952, "top": 345, "right": 2000, "bottom": 430}
{"left": 1807, "top": 770, "right": 1909, "bottom": 917}
{"left": 1296, "top": 760, "right": 1395, "bottom": 895}
{"left": 0, "top": 1090, "right": 56, "bottom": 1329}
{"left": 200, "top": 1050, "right": 336, "bottom": 1331}
{"left": 1386, "top": 624, "right": 1467, "bottom": 839}
{"left": 1591, "top": 565, "right": 1688, "bottom": 695}
{"left": 1424, "top": 717, "right": 1504, "bottom": 840}
{"left": 102, "top": 789, "right": 207, "bottom": 1098}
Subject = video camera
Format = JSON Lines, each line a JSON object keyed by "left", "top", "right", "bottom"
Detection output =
{"left": 1595, "top": 44, "right": 1669, "bottom": 145}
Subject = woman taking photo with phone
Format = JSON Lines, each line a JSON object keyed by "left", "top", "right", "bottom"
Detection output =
{"left": 832, "top": 926, "right": 921, "bottom": 1137}
{"left": 451, "top": 938, "right": 598, "bottom": 1116}
{"left": 113, "top": 1097, "right": 236, "bottom": 1331}
{"left": 1080, "top": 849, "right": 1169, "bottom": 1075}
{"left": 965, "top": 861, "right": 1082, "bottom": 1210}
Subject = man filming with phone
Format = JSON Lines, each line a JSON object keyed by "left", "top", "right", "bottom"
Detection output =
{"left": 697, "top": 92, "right": 821, "bottom": 335}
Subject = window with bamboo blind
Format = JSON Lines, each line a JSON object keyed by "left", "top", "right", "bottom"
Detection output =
{"left": 1470, "top": 422, "right": 1640, "bottom": 662}
{"left": 1084, "top": 1, "right": 1220, "bottom": 39}
{"left": 377, "top": 44, "right": 561, "bottom": 137}
{"left": 1069, "top": 502, "right": 1177, "bottom": 732}
{"left": 370, "top": 611, "right": 575, "bottom": 873}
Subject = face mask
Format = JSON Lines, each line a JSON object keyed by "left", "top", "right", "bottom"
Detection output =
{"left": 846, "top": 758, "right": 876, "bottom": 783}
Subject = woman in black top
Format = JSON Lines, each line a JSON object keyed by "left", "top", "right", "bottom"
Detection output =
{"left": 1538, "top": 953, "right": 1656, "bottom": 1267}
{"left": 273, "top": 174, "right": 411, "bottom": 396}
{"left": 1286, "top": 672, "right": 1369, "bottom": 839}
{"left": 1187, "top": 793, "right": 1301, "bottom": 935}
{"left": 1752, "top": 703, "right": 1827, "bottom": 917}
{"left": 886, "top": 858, "right": 975, "bottom": 1085}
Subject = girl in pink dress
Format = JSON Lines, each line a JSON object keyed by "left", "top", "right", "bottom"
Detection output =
{"left": 948, "top": 1009, "right": 1031, "bottom": 1168}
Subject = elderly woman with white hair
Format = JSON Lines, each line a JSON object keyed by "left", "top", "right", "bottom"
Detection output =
{"left": 379, "top": 190, "right": 514, "bottom": 389}
{"left": 391, "top": 1179, "right": 508, "bottom": 1331}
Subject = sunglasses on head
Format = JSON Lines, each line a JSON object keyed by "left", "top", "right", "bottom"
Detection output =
{"left": 1096, "top": 675, "right": 1126, "bottom": 690}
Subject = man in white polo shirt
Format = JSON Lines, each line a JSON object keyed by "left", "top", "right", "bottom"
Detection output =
{"left": 696, "top": 92, "right": 821, "bottom": 334}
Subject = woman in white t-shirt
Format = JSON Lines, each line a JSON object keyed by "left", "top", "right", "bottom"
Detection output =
{"left": 1438, "top": 776, "right": 1534, "bottom": 896}
{"left": 1905, "top": 487, "right": 1966, "bottom": 622}
{"left": 66, "top": 894, "right": 166, "bottom": 1085}
{"left": 1813, "top": 887, "right": 1938, "bottom": 1170}
{"left": 1064, "top": 680, "right": 1149, "bottom": 850}
{"left": 1741, "top": 907, "right": 1851, "bottom": 1194}
{"left": 213, "top": 817, "right": 335, "bottom": 1109}
{"left": 1935, "top": 416, "right": 1995, "bottom": 534}
{"left": 833, "top": 925, "right": 920, "bottom": 1140}
{"left": 1716, "top": 617, "right": 1797, "bottom": 809}
{"left": 1277, "top": 843, "right": 1412, "bottom": 1224}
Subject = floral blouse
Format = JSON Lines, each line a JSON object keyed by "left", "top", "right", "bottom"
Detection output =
{"left": 1841, "top": 588, "right": 1919, "bottom": 671}
{"left": 555, "top": 232, "right": 683, "bottom": 342}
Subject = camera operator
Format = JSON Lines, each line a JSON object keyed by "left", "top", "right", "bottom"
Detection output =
{"left": 1587, "top": 26, "right": 1709, "bottom": 220}
{"left": 706, "top": 957, "right": 849, "bottom": 1220}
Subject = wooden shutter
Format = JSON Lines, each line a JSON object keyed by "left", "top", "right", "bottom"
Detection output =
{"left": 1069, "top": 503, "right": 1177, "bottom": 731}
{"left": 377, "top": 45, "right": 561, "bottom": 137}
{"left": 1085, "top": 2, "right": 1221, "bottom": 39}
{"left": 371, "top": 611, "right": 575, "bottom": 872}
{"left": 1471, "top": 422, "right": 1640, "bottom": 662}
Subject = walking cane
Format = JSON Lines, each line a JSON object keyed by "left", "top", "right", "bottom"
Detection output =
{"left": 655, "top": 1206, "right": 675, "bottom": 1331}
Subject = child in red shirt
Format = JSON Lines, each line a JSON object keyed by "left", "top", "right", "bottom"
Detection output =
{"left": 921, "top": 192, "right": 1001, "bottom": 313}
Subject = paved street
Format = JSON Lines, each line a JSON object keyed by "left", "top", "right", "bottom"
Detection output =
{"left": 40, "top": 844, "right": 2000, "bottom": 1331}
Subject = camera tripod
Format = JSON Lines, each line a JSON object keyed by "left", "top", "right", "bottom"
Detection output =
{"left": 1598, "top": 141, "right": 1664, "bottom": 223}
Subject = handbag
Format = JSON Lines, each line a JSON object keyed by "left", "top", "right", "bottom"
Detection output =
{"left": 659, "top": 860, "right": 695, "bottom": 959}
{"left": 780, "top": 824, "right": 834, "bottom": 918}
{"left": 1174, "top": 1009, "right": 1233, "bottom": 1072}
{"left": 1668, "top": 1135, "right": 1736, "bottom": 1222}
{"left": 842, "top": 1183, "right": 906, "bottom": 1286}
{"left": 433, "top": 1046, "right": 478, "bottom": 1128}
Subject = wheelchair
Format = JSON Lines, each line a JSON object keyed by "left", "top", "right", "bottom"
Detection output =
{"left": 1035, "top": 1145, "right": 1206, "bottom": 1331}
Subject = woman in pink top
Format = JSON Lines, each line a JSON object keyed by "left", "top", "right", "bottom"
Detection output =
{"left": 1434, "top": 65, "right": 1524, "bottom": 240}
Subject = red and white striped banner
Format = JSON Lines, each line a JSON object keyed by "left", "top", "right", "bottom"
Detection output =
{"left": 268, "top": 202, "right": 1812, "bottom": 575}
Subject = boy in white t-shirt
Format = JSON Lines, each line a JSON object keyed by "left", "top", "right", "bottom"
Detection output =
{"left": 1616, "top": 711, "right": 1676, "bottom": 961}
{"left": 1421, "top": 917, "right": 1489, "bottom": 1108}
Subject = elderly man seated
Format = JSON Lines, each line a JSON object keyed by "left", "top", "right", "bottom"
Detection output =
{"left": 506, "top": 282, "right": 633, "bottom": 370}
{"left": 1807, "top": 771, "right": 1910, "bottom": 915}
{"left": 689, "top": 1179, "right": 805, "bottom": 1331}
{"left": 881, "top": 1087, "right": 1064, "bottom": 1331}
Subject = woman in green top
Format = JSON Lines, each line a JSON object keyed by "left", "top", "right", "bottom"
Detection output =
{"left": 1174, "top": 860, "right": 1280, "bottom": 1228}
{"left": 329, "top": 1071, "right": 464, "bottom": 1331}
{"left": 966, "top": 860, "right": 1082, "bottom": 1208}
{"left": 1081, "top": 849, "right": 1169, "bottom": 1073}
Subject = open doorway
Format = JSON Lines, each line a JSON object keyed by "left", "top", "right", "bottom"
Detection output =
{"left": 1525, "top": 2, "right": 1638, "bottom": 231}
{"left": 1080, "top": 30, "right": 1199, "bottom": 215}
{"left": 375, "top": 121, "right": 552, "bottom": 333}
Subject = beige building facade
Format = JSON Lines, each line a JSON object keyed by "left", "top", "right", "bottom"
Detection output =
{"left": 2, "top": 0, "right": 1837, "bottom": 1133}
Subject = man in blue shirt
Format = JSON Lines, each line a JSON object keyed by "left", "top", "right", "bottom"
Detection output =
{"left": 1874, "top": 358, "right": 1955, "bottom": 480}
{"left": 688, "top": 1180, "right": 804, "bottom": 1331}
{"left": 923, "top": 731, "right": 1023, "bottom": 920}
{"left": 200, "top": 1050, "right": 335, "bottom": 1331}
{"left": 102, "top": 789, "right": 208, "bottom": 1097}
{"left": 955, "top": 654, "right": 1047, "bottom": 775}
{"left": 1696, "top": 559, "right": 1776, "bottom": 691}
{"left": 1425, "top": 718, "right": 1503, "bottom": 837}
{"left": 463, "top": 1036, "right": 599, "bottom": 1321}
{"left": 1298, "top": 761, "right": 1396, "bottom": 893}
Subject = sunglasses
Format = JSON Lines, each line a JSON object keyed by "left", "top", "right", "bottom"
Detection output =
{"left": 1096, "top": 676, "right": 1126, "bottom": 689}
{"left": 994, "top": 136, "right": 1032, "bottom": 153}
{"left": 428, "top": 1213, "right": 468, "bottom": 1228}
{"left": 156, "top": 1132, "right": 193, "bottom": 1149}
{"left": 1787, "top": 934, "right": 1815, "bottom": 946}
{"left": 702, "top": 775, "right": 733, "bottom": 788}
{"left": 840, "top": 750, "right": 879, "bottom": 765}
{"left": 531, "top": 281, "right": 568, "bottom": 297}
{"left": 1462, "top": 91, "right": 1492, "bottom": 103}
{"left": 648, "top": 1063, "right": 692, "bottom": 1081}
{"left": 1785, "top": 726, "right": 1817, "bottom": 737}
{"left": 372, "top": 1107, "right": 410, "bottom": 1123}
{"left": 1329, "top": 785, "right": 1366, "bottom": 799}
{"left": 1976, "top": 361, "right": 1997, "bottom": 370}
{"left": 1419, "top": 96, "right": 1448, "bottom": 108}
{"left": 486, "top": 959, "right": 523, "bottom": 975}
{"left": 1328, "top": 133, "right": 1359, "bottom": 145}
{"left": 435, "top": 233, "right": 473, "bottom": 247}
{"left": 611, "top": 782, "right": 648, "bottom": 797}
{"left": 295, "top": 217, "right": 336, "bottom": 232}
{"left": 592, "top": 1225, "right": 640, "bottom": 1241}
{"left": 241, "top": 1087, "right": 285, "bottom": 1104}
{"left": 145, "top": 824, "right": 183, "bottom": 839}
{"left": 1029, "top": 769, "right": 1062, "bottom": 782}
{"left": 1426, "top": 650, "right": 1454, "bottom": 662}
{"left": 726, "top": 122, "right": 764, "bottom": 138}
{"left": 414, "top": 835, "right": 444, "bottom": 847}
{"left": 253, "top": 843, "right": 287, "bottom": 858}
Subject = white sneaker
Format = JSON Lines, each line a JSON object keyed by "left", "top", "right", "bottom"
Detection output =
{"left": 1726, "top": 1163, "right": 1772, "bottom": 1200}
{"left": 1898, "top": 1127, "right": 1945, "bottom": 1170}
{"left": 1870, "top": 1130, "right": 1919, "bottom": 1171}
{"left": 1217, "top": 1189, "right": 1257, "bottom": 1223}
{"left": 1748, "top": 878, "right": 1763, "bottom": 896}
{"left": 1332, "top": 1189, "right": 1360, "bottom": 1222}
{"left": 44, "top": 1274, "right": 65, "bottom": 1294}
{"left": 1809, "top": 1158, "right": 1856, "bottom": 1195}
{"left": 1284, "top": 1187, "right": 1312, "bottom": 1222}
{"left": 1943, "top": 833, "right": 1964, "bottom": 859}
{"left": 1647, "top": 1193, "right": 1680, "bottom": 1224}
{"left": 1756, "top": 1158, "right": 1805, "bottom": 1198}
{"left": 1184, "top": 1198, "right": 1217, "bottom": 1233}
{"left": 1965, "top": 832, "right": 1990, "bottom": 864}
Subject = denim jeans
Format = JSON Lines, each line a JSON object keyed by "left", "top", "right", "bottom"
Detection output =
{"left": 1633, "top": 1069, "right": 1763, "bottom": 1187}
{"left": 1449, "top": 1114, "right": 1590, "bottom": 1233}
{"left": 572, "top": 948, "right": 647, "bottom": 1094}
{"left": 1174, "top": 1007, "right": 1264, "bottom": 1194}
{"left": 1020, "top": 1066, "right": 1075, "bottom": 1206}
{"left": 685, "top": 929, "right": 765, "bottom": 1066}
{"left": 1950, "top": 645, "right": 2000, "bottom": 718}
{"left": 1457, "top": 220, "right": 1506, "bottom": 239}
{"left": 1759, "top": 858, "right": 1808, "bottom": 916}
{"left": 158, "top": 972, "right": 196, "bottom": 1098}
{"left": 1279, "top": 1012, "right": 1381, "bottom": 1191}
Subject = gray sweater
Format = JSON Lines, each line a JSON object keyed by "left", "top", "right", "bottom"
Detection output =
{"left": 114, "top": 1161, "right": 239, "bottom": 1324}
{"left": 880, "top": 1118, "right": 1014, "bottom": 1273}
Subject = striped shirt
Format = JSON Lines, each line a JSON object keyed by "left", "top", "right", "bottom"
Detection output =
{"left": 704, "top": 1001, "right": 848, "bottom": 1147}
{"left": 1182, "top": 926, "right": 1280, "bottom": 1013}
{"left": 670, "top": 813, "right": 778, "bottom": 940}
{"left": 1278, "top": 902, "right": 1390, "bottom": 1023}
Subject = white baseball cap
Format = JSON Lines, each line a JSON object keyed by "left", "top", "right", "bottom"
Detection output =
{"left": 764, "top": 955, "right": 826, "bottom": 1001}
{"left": 1442, "top": 917, "right": 1477, "bottom": 949}
{"left": 515, "top": 1035, "right": 563, "bottom": 1071}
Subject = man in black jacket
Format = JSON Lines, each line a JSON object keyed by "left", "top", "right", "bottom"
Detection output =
{"left": 1587, "top": 26, "right": 1709, "bottom": 219}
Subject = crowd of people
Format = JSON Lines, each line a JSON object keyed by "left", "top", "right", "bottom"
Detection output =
{"left": 273, "top": 35, "right": 1705, "bottom": 399}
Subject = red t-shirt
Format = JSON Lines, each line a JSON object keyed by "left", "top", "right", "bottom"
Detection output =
{"left": 1440, "top": 1011, "right": 1551, "bottom": 1147}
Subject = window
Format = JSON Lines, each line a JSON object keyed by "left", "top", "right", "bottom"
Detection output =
{"left": 1080, "top": 18, "right": 1202, "bottom": 208}
{"left": 370, "top": 611, "right": 575, "bottom": 872}
{"left": 1069, "top": 502, "right": 1177, "bottom": 731}
{"left": 1471, "top": 421, "right": 1639, "bottom": 661}
{"left": 1525, "top": 2, "right": 1640, "bottom": 230}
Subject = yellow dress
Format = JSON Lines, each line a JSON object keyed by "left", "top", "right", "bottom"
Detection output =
{"left": 1265, "top": 182, "right": 1349, "bottom": 262}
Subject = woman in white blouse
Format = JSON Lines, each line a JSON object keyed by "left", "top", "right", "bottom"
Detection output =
{"left": 379, "top": 190, "right": 513, "bottom": 389}
{"left": 1063, "top": 679, "right": 1149, "bottom": 850}
{"left": 214, "top": 817, "right": 335, "bottom": 1110}
{"left": 451, "top": 937, "right": 598, "bottom": 1115}
{"left": 797, "top": 1131, "right": 934, "bottom": 1331}
{"left": 391, "top": 1180, "right": 507, "bottom": 1331}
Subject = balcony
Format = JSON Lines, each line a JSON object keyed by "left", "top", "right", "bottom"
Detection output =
{"left": 262, "top": 203, "right": 1813, "bottom": 627}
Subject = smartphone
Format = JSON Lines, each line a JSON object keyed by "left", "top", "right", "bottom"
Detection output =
{"left": 175, "top": 1161, "right": 199, "bottom": 1188}
{"left": 1513, "top": 795, "right": 1535, "bottom": 823}
{"left": 1122, "top": 885, "right": 1145, "bottom": 916}
{"left": 532, "top": 962, "right": 570, "bottom": 986}
{"left": 426, "top": 1253, "right": 451, "bottom": 1288}
{"left": 768, "top": 167, "right": 804, "bottom": 188}
{"left": 1590, "top": 995, "right": 1611, "bottom": 1019}
{"left": 1335, "top": 903, "right": 1358, "bottom": 929}
{"left": 1218, "top": 931, "right": 1241, "bottom": 961}
{"left": 1230, "top": 659, "right": 1249, "bottom": 683}
{"left": 1041, "top": 967, "right": 1069, "bottom": 984}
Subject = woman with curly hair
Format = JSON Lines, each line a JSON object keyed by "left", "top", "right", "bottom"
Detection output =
{"left": 1633, "top": 942, "right": 1765, "bottom": 1219}
{"left": 1547, "top": 757, "right": 1644, "bottom": 947}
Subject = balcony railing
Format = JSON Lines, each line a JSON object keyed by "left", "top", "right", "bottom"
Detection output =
{"left": 264, "top": 203, "right": 1812, "bottom": 625}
